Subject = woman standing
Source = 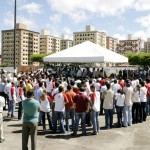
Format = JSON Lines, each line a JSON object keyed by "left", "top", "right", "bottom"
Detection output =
{"left": 40, "top": 89, "right": 53, "bottom": 131}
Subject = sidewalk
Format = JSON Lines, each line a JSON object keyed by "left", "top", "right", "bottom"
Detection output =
{"left": 1, "top": 109, "right": 150, "bottom": 150}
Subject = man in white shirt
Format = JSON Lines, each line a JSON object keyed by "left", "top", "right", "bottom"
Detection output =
{"left": 0, "top": 96, "right": 5, "bottom": 143}
{"left": 123, "top": 80, "right": 133, "bottom": 127}
{"left": 52, "top": 86, "right": 68, "bottom": 133}
{"left": 4, "top": 80, "right": 11, "bottom": 117}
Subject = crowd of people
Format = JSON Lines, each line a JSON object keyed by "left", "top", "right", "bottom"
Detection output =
{"left": 0, "top": 67, "right": 150, "bottom": 150}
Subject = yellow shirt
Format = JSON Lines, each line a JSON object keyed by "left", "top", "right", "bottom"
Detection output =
{"left": 26, "top": 83, "right": 33, "bottom": 93}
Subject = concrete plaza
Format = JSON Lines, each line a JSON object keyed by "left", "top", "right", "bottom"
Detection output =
{"left": 1, "top": 110, "right": 150, "bottom": 150}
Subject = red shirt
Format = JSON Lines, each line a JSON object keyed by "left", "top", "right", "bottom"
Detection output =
{"left": 146, "top": 83, "right": 150, "bottom": 97}
{"left": 65, "top": 90, "right": 76, "bottom": 110}
{"left": 118, "top": 80, "right": 125, "bottom": 89}
{"left": 73, "top": 92, "right": 89, "bottom": 113}
{"left": 100, "top": 79, "right": 106, "bottom": 86}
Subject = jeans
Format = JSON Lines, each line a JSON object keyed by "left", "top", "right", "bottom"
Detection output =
{"left": 104, "top": 109, "right": 113, "bottom": 129}
{"left": 132, "top": 102, "right": 140, "bottom": 123}
{"left": 0, "top": 113, "right": 4, "bottom": 140}
{"left": 6, "top": 94, "right": 10, "bottom": 112}
{"left": 53, "top": 111, "right": 65, "bottom": 133}
{"left": 22, "top": 122, "right": 38, "bottom": 150}
{"left": 140, "top": 102, "right": 147, "bottom": 122}
{"left": 73, "top": 112, "right": 86, "bottom": 135}
{"left": 146, "top": 97, "right": 150, "bottom": 115}
{"left": 38, "top": 112, "right": 42, "bottom": 124}
{"left": 123, "top": 104, "right": 132, "bottom": 126}
{"left": 65, "top": 109, "right": 75, "bottom": 131}
{"left": 90, "top": 110, "right": 100, "bottom": 133}
{"left": 41, "top": 112, "right": 53, "bottom": 130}
{"left": 116, "top": 106, "right": 124, "bottom": 127}
{"left": 18, "top": 101, "right": 23, "bottom": 119}
{"left": 8, "top": 100, "right": 16, "bottom": 116}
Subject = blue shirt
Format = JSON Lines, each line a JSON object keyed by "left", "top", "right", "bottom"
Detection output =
{"left": 36, "top": 87, "right": 43, "bottom": 101}
{"left": 22, "top": 98, "right": 40, "bottom": 123}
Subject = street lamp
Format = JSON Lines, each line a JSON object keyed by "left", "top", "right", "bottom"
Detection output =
{"left": 14, "top": 0, "right": 16, "bottom": 73}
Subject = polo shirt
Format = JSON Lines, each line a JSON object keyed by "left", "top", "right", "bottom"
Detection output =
{"left": 73, "top": 92, "right": 89, "bottom": 113}
{"left": 22, "top": 98, "right": 40, "bottom": 123}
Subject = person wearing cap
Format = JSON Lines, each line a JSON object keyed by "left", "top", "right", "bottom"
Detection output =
{"left": 123, "top": 80, "right": 133, "bottom": 127}
{"left": 0, "top": 95, "right": 5, "bottom": 143}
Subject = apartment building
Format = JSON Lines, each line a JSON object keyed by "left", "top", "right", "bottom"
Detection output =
{"left": 40, "top": 29, "right": 61, "bottom": 54}
{"left": 73, "top": 25, "right": 107, "bottom": 48}
{"left": 117, "top": 34, "right": 142, "bottom": 54}
{"left": 106, "top": 36, "right": 117, "bottom": 52}
{"left": 144, "top": 38, "right": 150, "bottom": 53}
{"left": 1, "top": 23, "right": 40, "bottom": 68}
{"left": 60, "top": 35, "right": 73, "bottom": 50}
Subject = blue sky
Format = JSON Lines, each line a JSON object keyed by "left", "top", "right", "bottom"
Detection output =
{"left": 1, "top": 0, "right": 150, "bottom": 43}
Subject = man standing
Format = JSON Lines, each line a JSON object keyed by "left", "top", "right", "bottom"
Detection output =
{"left": 0, "top": 96, "right": 5, "bottom": 143}
{"left": 22, "top": 89, "right": 40, "bottom": 150}
{"left": 72, "top": 87, "right": 90, "bottom": 136}
{"left": 123, "top": 80, "right": 133, "bottom": 127}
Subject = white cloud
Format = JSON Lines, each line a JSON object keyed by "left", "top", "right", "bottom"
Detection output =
{"left": 69, "top": 11, "right": 88, "bottom": 24}
{"left": 136, "top": 14, "right": 150, "bottom": 28}
{"left": 49, "top": 14, "right": 61, "bottom": 24}
{"left": 133, "top": 30, "right": 149, "bottom": 41}
{"left": 18, "top": 16, "right": 36, "bottom": 29}
{"left": 3, "top": 11, "right": 36, "bottom": 29}
{"left": 20, "top": 2, "right": 42, "bottom": 14}
{"left": 113, "top": 33, "right": 126, "bottom": 40}
{"left": 117, "top": 26, "right": 125, "bottom": 32}
{"left": 135, "top": 0, "right": 150, "bottom": 11}
{"left": 47, "top": 0, "right": 135, "bottom": 17}
{"left": 63, "top": 27, "right": 72, "bottom": 35}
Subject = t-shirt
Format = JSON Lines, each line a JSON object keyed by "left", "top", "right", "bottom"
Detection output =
{"left": 26, "top": 83, "right": 33, "bottom": 93}
{"left": 22, "top": 98, "right": 40, "bottom": 123}
{"left": 73, "top": 92, "right": 89, "bottom": 113}
{"left": 65, "top": 90, "right": 76, "bottom": 110}
{"left": 146, "top": 83, "right": 150, "bottom": 98}
{"left": 54, "top": 92, "right": 68, "bottom": 112}
{"left": 103, "top": 89, "right": 114, "bottom": 109}
{"left": 40, "top": 98, "right": 51, "bottom": 112}
{"left": 123, "top": 86, "right": 133, "bottom": 106}
{"left": 115, "top": 93, "right": 125, "bottom": 106}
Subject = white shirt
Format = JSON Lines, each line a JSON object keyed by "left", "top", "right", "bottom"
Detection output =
{"left": 100, "top": 85, "right": 107, "bottom": 93}
{"left": 92, "top": 91, "right": 100, "bottom": 112}
{"left": 94, "top": 82, "right": 101, "bottom": 91}
{"left": 132, "top": 91, "right": 140, "bottom": 103}
{"left": 54, "top": 93, "right": 66, "bottom": 112}
{"left": 40, "top": 98, "right": 51, "bottom": 112}
{"left": 112, "top": 83, "right": 121, "bottom": 95}
{"left": 46, "top": 81, "right": 54, "bottom": 93}
{"left": 9, "top": 86, "right": 17, "bottom": 102}
{"left": 16, "top": 87, "right": 25, "bottom": 103}
{"left": 116, "top": 93, "right": 125, "bottom": 106}
{"left": 140, "top": 86, "right": 147, "bottom": 102}
{"left": 0, "top": 96, "right": 5, "bottom": 112}
{"left": 4, "top": 83, "right": 11, "bottom": 95}
{"left": 123, "top": 86, "right": 133, "bottom": 106}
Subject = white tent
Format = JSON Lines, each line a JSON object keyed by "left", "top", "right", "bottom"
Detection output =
{"left": 43, "top": 41, "right": 128, "bottom": 63}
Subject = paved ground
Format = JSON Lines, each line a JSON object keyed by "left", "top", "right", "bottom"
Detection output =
{"left": 1, "top": 109, "right": 150, "bottom": 150}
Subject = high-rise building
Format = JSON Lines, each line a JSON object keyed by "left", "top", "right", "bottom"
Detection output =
{"left": 106, "top": 36, "right": 117, "bottom": 52}
{"left": 116, "top": 34, "right": 142, "bottom": 54}
{"left": 73, "top": 25, "right": 107, "bottom": 48}
{"left": 60, "top": 35, "right": 73, "bottom": 50}
{"left": 144, "top": 38, "right": 150, "bottom": 53}
{"left": 40, "top": 29, "right": 61, "bottom": 54}
{"left": 1, "top": 23, "right": 40, "bottom": 69}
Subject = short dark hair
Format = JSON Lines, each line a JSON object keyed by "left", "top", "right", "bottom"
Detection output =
{"left": 59, "top": 86, "right": 64, "bottom": 92}
{"left": 27, "top": 89, "right": 34, "bottom": 98}
{"left": 79, "top": 86, "right": 85, "bottom": 92}
{"left": 38, "top": 81, "right": 43, "bottom": 87}
{"left": 67, "top": 85, "right": 72, "bottom": 91}
{"left": 140, "top": 81, "right": 145, "bottom": 87}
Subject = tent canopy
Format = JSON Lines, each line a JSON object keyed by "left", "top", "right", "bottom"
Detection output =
{"left": 43, "top": 41, "right": 128, "bottom": 63}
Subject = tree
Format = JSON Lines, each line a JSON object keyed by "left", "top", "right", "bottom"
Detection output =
{"left": 31, "top": 52, "right": 54, "bottom": 63}
{"left": 125, "top": 53, "right": 150, "bottom": 68}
